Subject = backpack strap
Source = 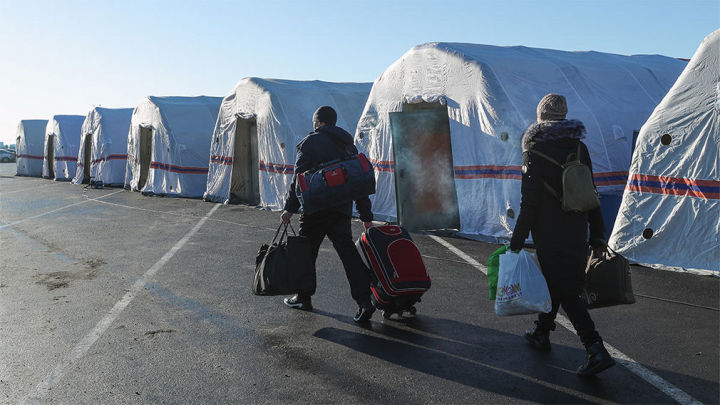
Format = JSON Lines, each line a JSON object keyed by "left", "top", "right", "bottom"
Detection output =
{"left": 566, "top": 142, "right": 582, "bottom": 163}
{"left": 527, "top": 149, "right": 563, "bottom": 168}
{"left": 526, "top": 149, "right": 562, "bottom": 201}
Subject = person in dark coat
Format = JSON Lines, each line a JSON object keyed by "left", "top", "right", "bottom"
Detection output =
{"left": 281, "top": 106, "right": 376, "bottom": 323}
{"left": 510, "top": 94, "right": 615, "bottom": 377}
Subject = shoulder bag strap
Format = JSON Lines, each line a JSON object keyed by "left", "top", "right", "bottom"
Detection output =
{"left": 526, "top": 149, "right": 562, "bottom": 200}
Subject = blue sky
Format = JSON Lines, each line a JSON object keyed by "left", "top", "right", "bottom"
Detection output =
{"left": 1, "top": 0, "right": 718, "bottom": 145}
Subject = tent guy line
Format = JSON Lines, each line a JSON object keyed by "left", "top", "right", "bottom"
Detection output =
{"left": 0, "top": 190, "right": 123, "bottom": 231}
{"left": 424, "top": 233, "right": 703, "bottom": 405}
{"left": 22, "top": 203, "right": 221, "bottom": 404}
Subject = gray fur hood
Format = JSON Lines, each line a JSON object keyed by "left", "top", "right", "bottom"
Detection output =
{"left": 521, "top": 119, "right": 586, "bottom": 152}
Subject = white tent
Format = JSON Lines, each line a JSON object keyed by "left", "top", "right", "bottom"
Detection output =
{"left": 15, "top": 119, "right": 48, "bottom": 177}
{"left": 204, "top": 78, "right": 371, "bottom": 208}
{"left": 73, "top": 107, "right": 133, "bottom": 186}
{"left": 43, "top": 115, "right": 84, "bottom": 181}
{"left": 609, "top": 30, "right": 720, "bottom": 274}
{"left": 355, "top": 42, "right": 686, "bottom": 239}
{"left": 125, "top": 96, "right": 222, "bottom": 198}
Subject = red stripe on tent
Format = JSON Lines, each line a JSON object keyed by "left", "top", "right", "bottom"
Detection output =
{"left": 91, "top": 154, "right": 127, "bottom": 164}
{"left": 210, "top": 155, "right": 233, "bottom": 165}
{"left": 632, "top": 174, "right": 720, "bottom": 187}
{"left": 454, "top": 173, "right": 522, "bottom": 180}
{"left": 594, "top": 171, "right": 628, "bottom": 178}
{"left": 150, "top": 161, "right": 208, "bottom": 174}
{"left": 55, "top": 156, "right": 76, "bottom": 162}
{"left": 627, "top": 174, "right": 720, "bottom": 199}
{"left": 626, "top": 184, "right": 720, "bottom": 200}
{"left": 454, "top": 164, "right": 522, "bottom": 171}
{"left": 259, "top": 160, "right": 294, "bottom": 174}
{"left": 17, "top": 154, "right": 44, "bottom": 160}
{"left": 595, "top": 180, "right": 627, "bottom": 186}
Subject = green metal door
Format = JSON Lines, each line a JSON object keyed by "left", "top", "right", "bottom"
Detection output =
{"left": 389, "top": 106, "right": 460, "bottom": 231}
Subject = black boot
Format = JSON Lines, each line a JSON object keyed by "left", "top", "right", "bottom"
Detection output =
{"left": 577, "top": 341, "right": 615, "bottom": 377}
{"left": 524, "top": 321, "right": 553, "bottom": 351}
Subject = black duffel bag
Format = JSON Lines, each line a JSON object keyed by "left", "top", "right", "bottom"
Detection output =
{"left": 253, "top": 223, "right": 314, "bottom": 296}
{"left": 582, "top": 246, "right": 636, "bottom": 309}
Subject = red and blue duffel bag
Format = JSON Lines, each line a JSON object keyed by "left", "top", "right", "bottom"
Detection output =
{"left": 296, "top": 153, "right": 375, "bottom": 215}
{"left": 355, "top": 225, "right": 431, "bottom": 318}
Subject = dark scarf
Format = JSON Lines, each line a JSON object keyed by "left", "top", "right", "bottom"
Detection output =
{"left": 521, "top": 119, "right": 586, "bottom": 152}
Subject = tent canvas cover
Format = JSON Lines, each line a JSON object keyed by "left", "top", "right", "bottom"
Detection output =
{"left": 610, "top": 30, "right": 720, "bottom": 274}
{"left": 43, "top": 115, "right": 84, "bottom": 181}
{"left": 15, "top": 119, "right": 48, "bottom": 177}
{"left": 125, "top": 96, "right": 222, "bottom": 198}
{"left": 355, "top": 42, "right": 686, "bottom": 239}
{"left": 73, "top": 107, "right": 133, "bottom": 186}
{"left": 204, "top": 78, "right": 371, "bottom": 208}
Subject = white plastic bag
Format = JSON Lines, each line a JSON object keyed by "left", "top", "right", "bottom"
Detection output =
{"left": 494, "top": 250, "right": 552, "bottom": 316}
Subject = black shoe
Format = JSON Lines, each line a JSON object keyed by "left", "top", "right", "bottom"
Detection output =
{"left": 577, "top": 342, "right": 615, "bottom": 377}
{"left": 283, "top": 294, "right": 312, "bottom": 311}
{"left": 524, "top": 321, "right": 552, "bottom": 352}
{"left": 353, "top": 302, "right": 376, "bottom": 323}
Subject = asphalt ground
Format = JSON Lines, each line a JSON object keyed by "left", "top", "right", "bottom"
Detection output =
{"left": 1, "top": 162, "right": 718, "bottom": 404}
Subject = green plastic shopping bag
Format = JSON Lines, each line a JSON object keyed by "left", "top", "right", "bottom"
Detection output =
{"left": 486, "top": 245, "right": 508, "bottom": 300}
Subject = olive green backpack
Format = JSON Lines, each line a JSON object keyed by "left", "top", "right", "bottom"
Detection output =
{"left": 528, "top": 143, "right": 600, "bottom": 213}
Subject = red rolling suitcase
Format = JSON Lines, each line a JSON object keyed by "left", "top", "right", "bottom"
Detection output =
{"left": 355, "top": 225, "right": 431, "bottom": 318}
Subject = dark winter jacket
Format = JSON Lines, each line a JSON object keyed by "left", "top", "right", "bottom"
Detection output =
{"left": 510, "top": 120, "right": 605, "bottom": 293}
{"left": 283, "top": 125, "right": 373, "bottom": 222}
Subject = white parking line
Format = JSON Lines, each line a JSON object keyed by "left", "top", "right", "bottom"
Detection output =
{"left": 0, "top": 190, "right": 123, "bottom": 231}
{"left": 22, "top": 203, "right": 220, "bottom": 404}
{"left": 425, "top": 234, "right": 703, "bottom": 405}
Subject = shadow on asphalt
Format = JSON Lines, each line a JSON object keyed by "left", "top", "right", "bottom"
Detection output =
{"left": 311, "top": 310, "right": 716, "bottom": 403}
{"left": 312, "top": 323, "right": 601, "bottom": 402}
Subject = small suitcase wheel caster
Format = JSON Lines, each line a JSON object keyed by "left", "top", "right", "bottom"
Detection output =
{"left": 408, "top": 306, "right": 417, "bottom": 315}
{"left": 382, "top": 310, "right": 392, "bottom": 319}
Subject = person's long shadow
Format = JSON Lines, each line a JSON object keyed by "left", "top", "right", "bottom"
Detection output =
{"left": 311, "top": 310, "right": 670, "bottom": 404}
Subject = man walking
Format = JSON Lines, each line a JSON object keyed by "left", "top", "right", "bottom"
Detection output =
{"left": 281, "top": 106, "right": 375, "bottom": 323}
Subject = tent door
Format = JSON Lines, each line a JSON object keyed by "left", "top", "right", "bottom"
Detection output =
{"left": 83, "top": 134, "right": 92, "bottom": 184}
{"left": 47, "top": 135, "right": 55, "bottom": 179}
{"left": 138, "top": 127, "right": 153, "bottom": 190}
{"left": 389, "top": 102, "right": 460, "bottom": 231}
{"left": 229, "top": 118, "right": 260, "bottom": 205}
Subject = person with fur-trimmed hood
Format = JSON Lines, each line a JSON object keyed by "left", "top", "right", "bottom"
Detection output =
{"left": 510, "top": 94, "right": 615, "bottom": 377}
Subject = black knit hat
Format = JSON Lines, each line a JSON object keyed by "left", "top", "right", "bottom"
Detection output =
{"left": 313, "top": 106, "right": 337, "bottom": 126}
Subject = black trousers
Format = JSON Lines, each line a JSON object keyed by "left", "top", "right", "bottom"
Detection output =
{"left": 537, "top": 286, "right": 602, "bottom": 348}
{"left": 297, "top": 210, "right": 371, "bottom": 304}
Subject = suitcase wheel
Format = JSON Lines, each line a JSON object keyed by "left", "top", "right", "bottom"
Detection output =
{"left": 408, "top": 306, "right": 417, "bottom": 315}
